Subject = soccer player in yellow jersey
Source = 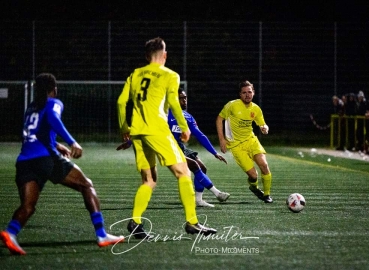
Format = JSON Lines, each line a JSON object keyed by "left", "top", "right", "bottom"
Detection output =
{"left": 216, "top": 80, "right": 273, "bottom": 203}
{"left": 117, "top": 37, "right": 216, "bottom": 239}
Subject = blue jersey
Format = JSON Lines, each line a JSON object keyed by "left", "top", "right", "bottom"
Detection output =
{"left": 17, "top": 97, "right": 76, "bottom": 162}
{"left": 168, "top": 109, "right": 217, "bottom": 155}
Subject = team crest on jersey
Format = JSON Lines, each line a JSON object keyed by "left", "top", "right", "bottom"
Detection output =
{"left": 250, "top": 112, "right": 255, "bottom": 118}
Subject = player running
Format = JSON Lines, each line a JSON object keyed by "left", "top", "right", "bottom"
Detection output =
{"left": 216, "top": 80, "right": 273, "bottom": 203}
{"left": 0, "top": 73, "right": 124, "bottom": 255}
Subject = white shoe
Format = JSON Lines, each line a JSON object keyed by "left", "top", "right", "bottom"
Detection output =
{"left": 196, "top": 200, "right": 215, "bottom": 208}
{"left": 217, "top": 192, "right": 230, "bottom": 202}
{"left": 97, "top": 233, "right": 124, "bottom": 247}
{"left": 0, "top": 230, "right": 26, "bottom": 255}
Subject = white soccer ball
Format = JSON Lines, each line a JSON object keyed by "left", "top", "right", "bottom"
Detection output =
{"left": 286, "top": 193, "right": 306, "bottom": 213}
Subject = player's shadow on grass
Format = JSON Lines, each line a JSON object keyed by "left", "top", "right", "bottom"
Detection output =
{"left": 0, "top": 240, "right": 106, "bottom": 256}
{"left": 19, "top": 239, "right": 94, "bottom": 248}
{"left": 101, "top": 201, "right": 253, "bottom": 211}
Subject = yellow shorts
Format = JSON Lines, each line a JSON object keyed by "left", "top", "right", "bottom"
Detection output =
{"left": 131, "top": 134, "right": 186, "bottom": 171}
{"left": 230, "top": 135, "right": 266, "bottom": 172}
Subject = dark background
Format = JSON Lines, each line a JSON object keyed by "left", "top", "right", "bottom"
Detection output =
{"left": 1, "top": 2, "right": 368, "bottom": 144}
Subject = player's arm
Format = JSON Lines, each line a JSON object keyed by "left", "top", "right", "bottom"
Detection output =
{"left": 216, "top": 115, "right": 227, "bottom": 154}
{"left": 167, "top": 74, "right": 190, "bottom": 142}
{"left": 56, "top": 142, "right": 83, "bottom": 159}
{"left": 46, "top": 103, "right": 82, "bottom": 158}
{"left": 46, "top": 102, "right": 75, "bottom": 146}
{"left": 255, "top": 107, "right": 269, "bottom": 134}
{"left": 56, "top": 143, "right": 71, "bottom": 157}
{"left": 259, "top": 124, "right": 269, "bottom": 134}
{"left": 117, "top": 74, "right": 132, "bottom": 136}
{"left": 116, "top": 76, "right": 133, "bottom": 150}
{"left": 189, "top": 120, "right": 227, "bottom": 164}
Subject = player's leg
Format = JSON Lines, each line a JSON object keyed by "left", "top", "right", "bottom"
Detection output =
{"left": 250, "top": 136, "right": 273, "bottom": 203}
{"left": 194, "top": 157, "right": 230, "bottom": 202}
{"left": 168, "top": 161, "right": 216, "bottom": 235}
{"left": 168, "top": 161, "right": 198, "bottom": 222}
{"left": 146, "top": 134, "right": 217, "bottom": 235}
{"left": 185, "top": 146, "right": 228, "bottom": 202}
{"left": 186, "top": 157, "right": 214, "bottom": 207}
{"left": 59, "top": 160, "right": 124, "bottom": 246}
{"left": 230, "top": 140, "right": 266, "bottom": 202}
{"left": 253, "top": 153, "right": 273, "bottom": 203}
{"left": 126, "top": 136, "right": 156, "bottom": 239}
{"left": 1, "top": 180, "right": 40, "bottom": 255}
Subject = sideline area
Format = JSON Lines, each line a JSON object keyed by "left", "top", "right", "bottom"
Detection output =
{"left": 298, "top": 148, "right": 369, "bottom": 162}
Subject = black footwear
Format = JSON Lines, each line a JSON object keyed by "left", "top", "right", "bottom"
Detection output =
{"left": 185, "top": 222, "right": 217, "bottom": 236}
{"left": 263, "top": 195, "right": 273, "bottom": 203}
{"left": 249, "top": 186, "right": 264, "bottom": 201}
{"left": 127, "top": 219, "right": 151, "bottom": 239}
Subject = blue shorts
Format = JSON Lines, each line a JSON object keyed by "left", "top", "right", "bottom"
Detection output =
{"left": 15, "top": 155, "right": 74, "bottom": 190}
{"left": 178, "top": 142, "right": 198, "bottom": 160}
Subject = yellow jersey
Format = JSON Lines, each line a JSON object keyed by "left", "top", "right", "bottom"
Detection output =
{"left": 117, "top": 63, "right": 189, "bottom": 136}
{"left": 219, "top": 100, "right": 266, "bottom": 148}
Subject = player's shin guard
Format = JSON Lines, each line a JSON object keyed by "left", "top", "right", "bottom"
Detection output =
{"left": 261, "top": 173, "right": 272, "bottom": 196}
{"left": 178, "top": 176, "right": 198, "bottom": 224}
{"left": 132, "top": 184, "right": 152, "bottom": 224}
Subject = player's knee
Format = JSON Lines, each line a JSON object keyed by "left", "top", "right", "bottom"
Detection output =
{"left": 199, "top": 164, "right": 207, "bottom": 174}
{"left": 259, "top": 164, "right": 270, "bottom": 175}
{"left": 188, "top": 162, "right": 200, "bottom": 172}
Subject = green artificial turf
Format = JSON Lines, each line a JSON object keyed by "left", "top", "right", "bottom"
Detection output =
{"left": 1, "top": 143, "right": 368, "bottom": 269}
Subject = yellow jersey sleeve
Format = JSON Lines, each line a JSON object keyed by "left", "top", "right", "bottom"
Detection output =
{"left": 117, "top": 73, "right": 132, "bottom": 133}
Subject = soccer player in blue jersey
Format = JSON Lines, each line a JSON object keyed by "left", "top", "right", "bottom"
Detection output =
{"left": 0, "top": 73, "right": 124, "bottom": 255}
{"left": 216, "top": 80, "right": 273, "bottom": 203}
{"left": 168, "top": 88, "right": 230, "bottom": 207}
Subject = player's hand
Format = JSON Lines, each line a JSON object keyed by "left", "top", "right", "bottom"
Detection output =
{"left": 56, "top": 143, "right": 71, "bottom": 158}
{"left": 214, "top": 153, "right": 227, "bottom": 164}
{"left": 180, "top": 130, "right": 191, "bottom": 143}
{"left": 116, "top": 140, "right": 132, "bottom": 151}
{"left": 219, "top": 138, "right": 228, "bottom": 154}
{"left": 70, "top": 142, "right": 83, "bottom": 159}
{"left": 260, "top": 124, "right": 269, "bottom": 134}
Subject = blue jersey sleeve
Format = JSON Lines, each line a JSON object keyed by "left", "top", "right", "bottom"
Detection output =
{"left": 185, "top": 112, "right": 217, "bottom": 155}
{"left": 46, "top": 99, "right": 76, "bottom": 146}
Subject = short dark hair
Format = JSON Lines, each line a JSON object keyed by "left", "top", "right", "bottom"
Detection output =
{"left": 145, "top": 37, "right": 165, "bottom": 62}
{"left": 239, "top": 80, "right": 254, "bottom": 91}
{"left": 178, "top": 87, "right": 185, "bottom": 95}
{"left": 34, "top": 73, "right": 56, "bottom": 109}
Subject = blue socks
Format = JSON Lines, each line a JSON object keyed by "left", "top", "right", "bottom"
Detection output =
{"left": 90, "top": 212, "right": 107, "bottom": 238}
{"left": 6, "top": 214, "right": 108, "bottom": 238}
{"left": 6, "top": 220, "right": 22, "bottom": 236}
{"left": 194, "top": 169, "right": 213, "bottom": 192}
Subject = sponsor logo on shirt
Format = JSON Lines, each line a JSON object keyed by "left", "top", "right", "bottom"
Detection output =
{"left": 171, "top": 125, "right": 181, "bottom": 133}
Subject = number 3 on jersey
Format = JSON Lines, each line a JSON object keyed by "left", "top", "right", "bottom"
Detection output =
{"left": 138, "top": 78, "right": 150, "bottom": 101}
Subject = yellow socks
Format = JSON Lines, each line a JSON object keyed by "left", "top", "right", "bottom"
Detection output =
{"left": 178, "top": 176, "right": 198, "bottom": 224}
{"left": 132, "top": 184, "right": 152, "bottom": 224}
{"left": 261, "top": 173, "right": 272, "bottom": 196}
